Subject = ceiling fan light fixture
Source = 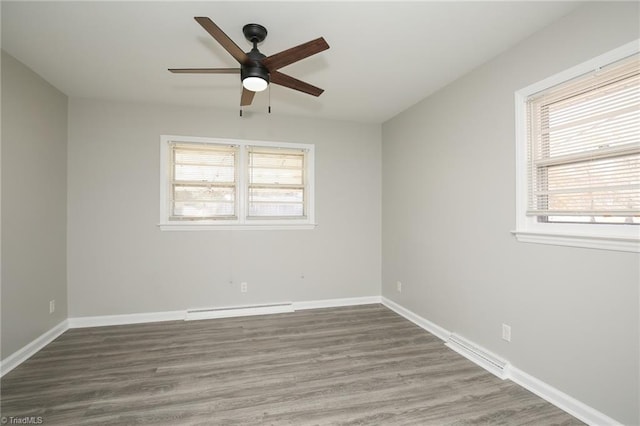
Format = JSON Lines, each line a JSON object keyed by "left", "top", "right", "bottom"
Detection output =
{"left": 241, "top": 65, "right": 269, "bottom": 92}
{"left": 242, "top": 76, "right": 268, "bottom": 92}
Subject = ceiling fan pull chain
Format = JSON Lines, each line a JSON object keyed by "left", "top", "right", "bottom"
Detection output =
{"left": 268, "top": 85, "right": 272, "bottom": 114}
{"left": 240, "top": 108, "right": 243, "bottom": 117}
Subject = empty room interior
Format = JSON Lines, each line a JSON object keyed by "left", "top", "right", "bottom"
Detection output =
{"left": 1, "top": 1, "right": 639, "bottom": 425}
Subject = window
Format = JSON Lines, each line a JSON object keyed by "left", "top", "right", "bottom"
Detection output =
{"left": 159, "top": 136, "right": 315, "bottom": 230}
{"left": 247, "top": 147, "right": 307, "bottom": 218}
{"left": 171, "top": 143, "right": 237, "bottom": 220}
{"left": 514, "top": 41, "right": 639, "bottom": 252}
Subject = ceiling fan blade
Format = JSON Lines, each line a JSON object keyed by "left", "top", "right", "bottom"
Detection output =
{"left": 270, "top": 71, "right": 324, "bottom": 97}
{"left": 168, "top": 68, "right": 240, "bottom": 74}
{"left": 261, "top": 37, "right": 329, "bottom": 71}
{"left": 241, "top": 87, "right": 256, "bottom": 106}
{"left": 194, "top": 17, "right": 248, "bottom": 65}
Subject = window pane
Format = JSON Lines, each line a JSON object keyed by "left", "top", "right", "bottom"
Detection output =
{"left": 249, "top": 188, "right": 303, "bottom": 203}
{"left": 248, "top": 150, "right": 304, "bottom": 185}
{"left": 250, "top": 152, "right": 304, "bottom": 169}
{"left": 546, "top": 215, "right": 640, "bottom": 224}
{"left": 248, "top": 188, "right": 304, "bottom": 217}
{"left": 174, "top": 164, "right": 235, "bottom": 183}
{"left": 171, "top": 144, "right": 237, "bottom": 219}
{"left": 174, "top": 185, "right": 235, "bottom": 202}
{"left": 539, "top": 153, "right": 639, "bottom": 215}
{"left": 248, "top": 148, "right": 306, "bottom": 218}
{"left": 248, "top": 202, "right": 304, "bottom": 217}
{"left": 544, "top": 189, "right": 639, "bottom": 213}
{"left": 175, "top": 148, "right": 235, "bottom": 166}
{"left": 172, "top": 202, "right": 235, "bottom": 218}
{"left": 249, "top": 168, "right": 303, "bottom": 185}
{"left": 545, "top": 81, "right": 639, "bottom": 158}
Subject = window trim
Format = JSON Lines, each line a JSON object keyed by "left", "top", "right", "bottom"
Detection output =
{"left": 513, "top": 40, "right": 639, "bottom": 253}
{"left": 159, "top": 135, "right": 316, "bottom": 231}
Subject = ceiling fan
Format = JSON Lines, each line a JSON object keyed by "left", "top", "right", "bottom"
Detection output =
{"left": 169, "top": 17, "right": 330, "bottom": 110}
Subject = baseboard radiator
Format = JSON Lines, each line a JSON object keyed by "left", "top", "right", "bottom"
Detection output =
{"left": 185, "top": 302, "right": 294, "bottom": 321}
{"left": 445, "top": 333, "right": 509, "bottom": 379}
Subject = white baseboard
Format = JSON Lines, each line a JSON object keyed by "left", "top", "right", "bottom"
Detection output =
{"left": 381, "top": 296, "right": 450, "bottom": 341}
{"left": 508, "top": 366, "right": 622, "bottom": 426}
{"left": 381, "top": 296, "right": 621, "bottom": 426}
{"left": 294, "top": 295, "right": 381, "bottom": 310}
{"left": 2, "top": 296, "right": 381, "bottom": 375}
{"left": 68, "top": 310, "right": 184, "bottom": 328}
{"left": 446, "top": 333, "right": 509, "bottom": 380}
{"left": 185, "top": 296, "right": 381, "bottom": 320}
{"left": 0, "top": 320, "right": 68, "bottom": 378}
{"left": 186, "top": 303, "right": 294, "bottom": 321}
{"left": 68, "top": 296, "right": 381, "bottom": 327}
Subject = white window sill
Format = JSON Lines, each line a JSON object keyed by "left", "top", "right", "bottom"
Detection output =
{"left": 511, "top": 230, "right": 639, "bottom": 253}
{"left": 159, "top": 223, "right": 317, "bottom": 231}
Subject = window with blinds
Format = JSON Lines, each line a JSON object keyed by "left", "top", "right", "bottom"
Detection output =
{"left": 170, "top": 143, "right": 238, "bottom": 220}
{"left": 247, "top": 147, "right": 307, "bottom": 218}
{"left": 160, "top": 135, "right": 315, "bottom": 229}
{"left": 526, "top": 53, "right": 639, "bottom": 224}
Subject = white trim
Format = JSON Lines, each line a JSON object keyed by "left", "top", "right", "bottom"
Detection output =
{"left": 381, "top": 296, "right": 623, "bottom": 426}
{"left": 0, "top": 320, "right": 68, "bottom": 377}
{"left": 67, "top": 296, "right": 380, "bottom": 327}
{"left": 519, "top": 41, "right": 639, "bottom": 97}
{"left": 511, "top": 230, "right": 640, "bottom": 253}
{"left": 509, "top": 366, "right": 622, "bottom": 426}
{"left": 446, "top": 333, "right": 509, "bottom": 380}
{"left": 185, "top": 303, "right": 294, "bottom": 321}
{"left": 294, "top": 296, "right": 381, "bottom": 310}
{"left": 68, "top": 310, "right": 184, "bottom": 328}
{"left": 381, "top": 297, "right": 450, "bottom": 341}
{"left": 513, "top": 40, "right": 640, "bottom": 252}
{"left": 159, "top": 223, "right": 317, "bottom": 231}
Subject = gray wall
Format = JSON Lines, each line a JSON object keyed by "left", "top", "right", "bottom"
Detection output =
{"left": 382, "top": 2, "right": 639, "bottom": 425}
{"left": 3, "top": 2, "right": 638, "bottom": 423}
{"left": 1, "top": 51, "right": 68, "bottom": 359}
{"left": 67, "top": 99, "right": 381, "bottom": 317}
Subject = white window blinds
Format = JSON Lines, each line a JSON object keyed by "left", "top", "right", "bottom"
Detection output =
{"left": 526, "top": 53, "right": 640, "bottom": 224}
{"left": 247, "top": 147, "right": 306, "bottom": 218}
{"left": 170, "top": 143, "right": 237, "bottom": 220}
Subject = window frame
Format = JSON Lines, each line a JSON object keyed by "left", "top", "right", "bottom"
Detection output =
{"left": 513, "top": 40, "right": 639, "bottom": 253}
{"left": 159, "top": 135, "right": 316, "bottom": 231}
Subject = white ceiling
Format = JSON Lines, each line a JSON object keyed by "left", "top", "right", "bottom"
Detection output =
{"left": 2, "top": 1, "right": 581, "bottom": 123}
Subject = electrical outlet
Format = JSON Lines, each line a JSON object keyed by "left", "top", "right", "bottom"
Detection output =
{"left": 240, "top": 282, "right": 248, "bottom": 293}
{"left": 49, "top": 300, "right": 55, "bottom": 314}
{"left": 502, "top": 324, "right": 511, "bottom": 342}
{"left": 396, "top": 281, "right": 402, "bottom": 292}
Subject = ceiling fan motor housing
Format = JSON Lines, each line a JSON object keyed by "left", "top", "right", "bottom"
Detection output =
{"left": 241, "top": 47, "right": 269, "bottom": 85}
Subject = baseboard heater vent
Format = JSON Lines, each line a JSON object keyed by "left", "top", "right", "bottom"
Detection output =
{"left": 185, "top": 302, "right": 294, "bottom": 321}
{"left": 445, "top": 333, "right": 510, "bottom": 380}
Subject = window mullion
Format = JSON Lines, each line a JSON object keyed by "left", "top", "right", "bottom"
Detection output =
{"left": 236, "top": 145, "right": 247, "bottom": 224}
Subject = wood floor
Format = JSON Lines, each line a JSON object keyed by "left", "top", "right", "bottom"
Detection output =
{"left": 1, "top": 304, "right": 582, "bottom": 425}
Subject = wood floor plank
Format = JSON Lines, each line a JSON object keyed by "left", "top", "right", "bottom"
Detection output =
{"left": 1, "top": 305, "right": 583, "bottom": 425}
